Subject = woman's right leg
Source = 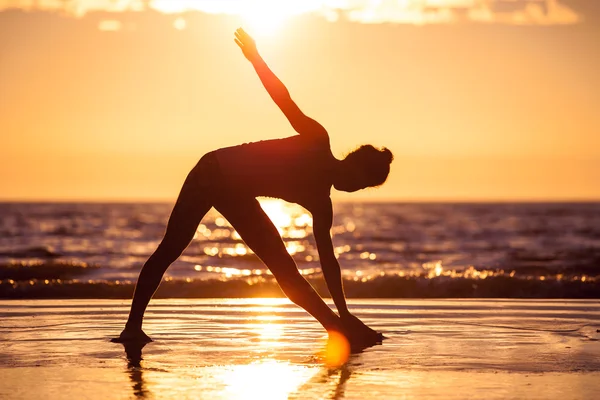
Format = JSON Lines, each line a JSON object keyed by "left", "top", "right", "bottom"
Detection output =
{"left": 215, "top": 197, "right": 344, "bottom": 333}
{"left": 123, "top": 169, "right": 213, "bottom": 333}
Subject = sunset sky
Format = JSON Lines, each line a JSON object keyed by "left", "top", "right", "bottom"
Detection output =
{"left": 1, "top": 0, "right": 598, "bottom": 201}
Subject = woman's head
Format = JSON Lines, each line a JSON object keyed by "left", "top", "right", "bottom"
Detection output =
{"left": 334, "top": 145, "right": 394, "bottom": 192}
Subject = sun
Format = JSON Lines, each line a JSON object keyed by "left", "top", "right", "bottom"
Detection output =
{"left": 239, "top": 5, "right": 290, "bottom": 36}
{"left": 238, "top": 0, "right": 316, "bottom": 37}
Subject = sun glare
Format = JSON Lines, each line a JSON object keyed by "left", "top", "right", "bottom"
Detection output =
{"left": 238, "top": 0, "right": 321, "bottom": 36}
{"left": 325, "top": 331, "right": 351, "bottom": 367}
{"left": 241, "top": 9, "right": 288, "bottom": 36}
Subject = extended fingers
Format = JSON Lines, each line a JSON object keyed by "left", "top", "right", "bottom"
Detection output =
{"left": 236, "top": 27, "right": 247, "bottom": 37}
{"left": 235, "top": 27, "right": 253, "bottom": 44}
{"left": 235, "top": 29, "right": 245, "bottom": 42}
{"left": 239, "top": 28, "right": 251, "bottom": 40}
{"left": 234, "top": 38, "right": 243, "bottom": 49}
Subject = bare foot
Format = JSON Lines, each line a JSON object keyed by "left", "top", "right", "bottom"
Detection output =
{"left": 111, "top": 327, "right": 152, "bottom": 344}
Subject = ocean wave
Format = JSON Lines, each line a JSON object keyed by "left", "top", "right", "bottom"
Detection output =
{"left": 0, "top": 261, "right": 98, "bottom": 281}
{"left": 1, "top": 274, "right": 598, "bottom": 299}
{"left": 0, "top": 245, "right": 62, "bottom": 259}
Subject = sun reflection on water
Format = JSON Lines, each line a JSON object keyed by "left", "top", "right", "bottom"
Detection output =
{"left": 257, "top": 321, "right": 284, "bottom": 342}
{"left": 259, "top": 199, "right": 295, "bottom": 233}
{"left": 220, "top": 359, "right": 318, "bottom": 400}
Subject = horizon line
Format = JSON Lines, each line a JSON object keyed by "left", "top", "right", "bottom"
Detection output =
{"left": 1, "top": 198, "right": 599, "bottom": 204}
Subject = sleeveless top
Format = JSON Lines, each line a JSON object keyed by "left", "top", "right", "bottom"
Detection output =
{"left": 213, "top": 135, "right": 334, "bottom": 203}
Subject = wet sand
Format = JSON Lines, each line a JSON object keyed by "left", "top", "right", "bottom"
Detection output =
{"left": 1, "top": 299, "right": 599, "bottom": 399}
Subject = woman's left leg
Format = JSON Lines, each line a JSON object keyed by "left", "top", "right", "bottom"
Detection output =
{"left": 123, "top": 169, "right": 213, "bottom": 333}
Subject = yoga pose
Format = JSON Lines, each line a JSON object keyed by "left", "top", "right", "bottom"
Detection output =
{"left": 114, "top": 28, "right": 393, "bottom": 348}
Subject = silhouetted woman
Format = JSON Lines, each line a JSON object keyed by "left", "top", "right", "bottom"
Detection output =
{"left": 114, "top": 28, "right": 393, "bottom": 348}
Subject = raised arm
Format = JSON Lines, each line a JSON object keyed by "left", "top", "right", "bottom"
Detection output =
{"left": 234, "top": 28, "right": 327, "bottom": 140}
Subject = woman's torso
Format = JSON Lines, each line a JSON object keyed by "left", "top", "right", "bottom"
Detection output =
{"left": 212, "top": 135, "right": 335, "bottom": 205}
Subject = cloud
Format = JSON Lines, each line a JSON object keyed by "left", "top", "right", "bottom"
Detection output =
{"left": 0, "top": 0, "right": 582, "bottom": 25}
{"left": 339, "top": 0, "right": 581, "bottom": 25}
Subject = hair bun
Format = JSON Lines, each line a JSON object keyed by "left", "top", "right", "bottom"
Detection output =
{"left": 381, "top": 147, "right": 394, "bottom": 164}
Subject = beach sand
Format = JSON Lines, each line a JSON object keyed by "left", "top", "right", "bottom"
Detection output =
{"left": 1, "top": 299, "right": 599, "bottom": 399}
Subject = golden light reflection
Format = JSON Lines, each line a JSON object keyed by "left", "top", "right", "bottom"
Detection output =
{"left": 248, "top": 317, "right": 285, "bottom": 345}
{"left": 258, "top": 322, "right": 283, "bottom": 341}
{"left": 260, "top": 199, "right": 293, "bottom": 232}
{"left": 285, "top": 241, "right": 305, "bottom": 256}
{"left": 238, "top": 298, "right": 291, "bottom": 306}
{"left": 424, "top": 260, "right": 444, "bottom": 278}
{"left": 220, "top": 359, "right": 318, "bottom": 400}
{"left": 258, "top": 199, "right": 314, "bottom": 242}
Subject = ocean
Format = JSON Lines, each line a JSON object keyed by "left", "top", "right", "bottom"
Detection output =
{"left": 1, "top": 201, "right": 599, "bottom": 298}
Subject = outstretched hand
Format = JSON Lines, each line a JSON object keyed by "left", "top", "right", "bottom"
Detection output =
{"left": 234, "top": 28, "right": 260, "bottom": 62}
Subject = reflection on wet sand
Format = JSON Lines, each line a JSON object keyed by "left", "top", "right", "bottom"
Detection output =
{"left": 289, "top": 361, "right": 353, "bottom": 400}
{"left": 121, "top": 341, "right": 149, "bottom": 398}
{"left": 118, "top": 321, "right": 358, "bottom": 400}
{"left": 2, "top": 299, "right": 599, "bottom": 400}
{"left": 219, "top": 359, "right": 319, "bottom": 400}
{"left": 246, "top": 316, "right": 286, "bottom": 347}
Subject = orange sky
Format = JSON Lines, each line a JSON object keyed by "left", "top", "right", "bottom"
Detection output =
{"left": 1, "top": 0, "right": 599, "bottom": 201}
